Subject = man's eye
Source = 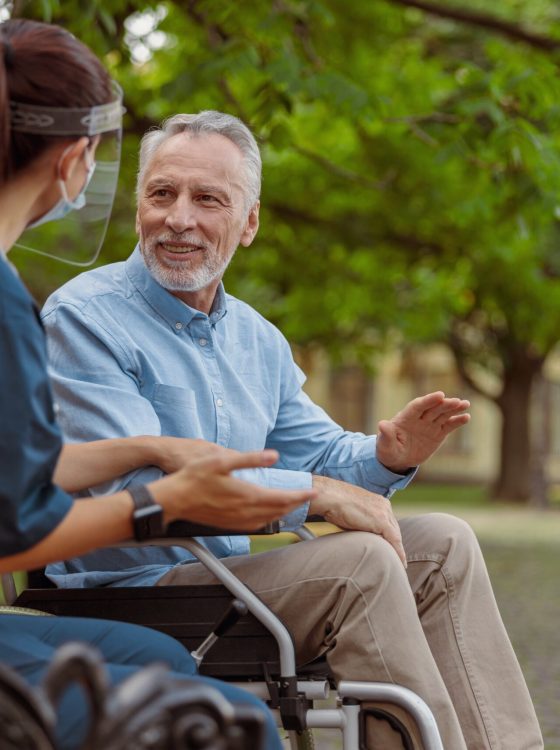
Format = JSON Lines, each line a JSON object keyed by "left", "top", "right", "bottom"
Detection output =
{"left": 199, "top": 194, "right": 217, "bottom": 203}
{"left": 148, "top": 188, "right": 171, "bottom": 199}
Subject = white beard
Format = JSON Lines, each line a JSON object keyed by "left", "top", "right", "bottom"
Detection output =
{"left": 141, "top": 233, "right": 237, "bottom": 292}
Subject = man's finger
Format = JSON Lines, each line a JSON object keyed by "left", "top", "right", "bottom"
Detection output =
{"left": 405, "top": 391, "right": 445, "bottom": 417}
{"left": 433, "top": 404, "right": 470, "bottom": 426}
{"left": 422, "top": 398, "right": 470, "bottom": 423}
{"left": 381, "top": 528, "right": 407, "bottom": 568}
{"left": 440, "top": 413, "right": 471, "bottom": 435}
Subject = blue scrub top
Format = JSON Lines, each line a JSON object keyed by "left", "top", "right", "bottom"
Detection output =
{"left": 0, "top": 256, "right": 72, "bottom": 555}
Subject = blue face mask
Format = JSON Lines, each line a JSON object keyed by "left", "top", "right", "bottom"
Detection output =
{"left": 27, "top": 147, "right": 95, "bottom": 230}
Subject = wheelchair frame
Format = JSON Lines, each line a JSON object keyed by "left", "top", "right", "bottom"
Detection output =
{"left": 3, "top": 525, "right": 444, "bottom": 750}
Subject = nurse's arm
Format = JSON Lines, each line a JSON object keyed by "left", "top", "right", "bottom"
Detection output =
{"left": 53, "top": 436, "right": 235, "bottom": 493}
{"left": 0, "top": 450, "right": 313, "bottom": 573}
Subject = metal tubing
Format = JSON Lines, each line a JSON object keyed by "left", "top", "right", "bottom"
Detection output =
{"left": 341, "top": 702, "right": 361, "bottom": 749}
{"left": 305, "top": 709, "right": 346, "bottom": 729}
{"left": 293, "top": 525, "right": 316, "bottom": 541}
{"left": 338, "top": 681, "right": 444, "bottom": 750}
{"left": 149, "top": 537, "right": 298, "bottom": 676}
{"left": 190, "top": 632, "right": 217, "bottom": 667}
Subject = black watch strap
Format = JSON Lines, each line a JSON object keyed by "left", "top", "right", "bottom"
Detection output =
{"left": 128, "top": 485, "right": 164, "bottom": 541}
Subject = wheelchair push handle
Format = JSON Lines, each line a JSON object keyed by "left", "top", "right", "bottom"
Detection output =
{"left": 191, "top": 598, "right": 248, "bottom": 667}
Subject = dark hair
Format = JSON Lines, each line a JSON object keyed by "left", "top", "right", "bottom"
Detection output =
{"left": 0, "top": 19, "right": 112, "bottom": 185}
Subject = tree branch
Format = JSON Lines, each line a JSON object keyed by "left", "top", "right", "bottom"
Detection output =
{"left": 293, "top": 146, "right": 396, "bottom": 189}
{"left": 271, "top": 0, "right": 324, "bottom": 69}
{"left": 447, "top": 331, "right": 499, "bottom": 401}
{"left": 386, "top": 0, "right": 560, "bottom": 52}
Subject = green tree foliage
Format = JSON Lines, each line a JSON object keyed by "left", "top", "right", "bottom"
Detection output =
{"left": 6, "top": 0, "right": 560, "bottom": 501}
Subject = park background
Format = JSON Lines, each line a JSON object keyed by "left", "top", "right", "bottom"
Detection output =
{"left": 2, "top": 0, "right": 560, "bottom": 745}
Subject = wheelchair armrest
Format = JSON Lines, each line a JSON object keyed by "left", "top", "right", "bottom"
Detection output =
{"left": 164, "top": 520, "right": 281, "bottom": 537}
{"left": 18, "top": 521, "right": 281, "bottom": 594}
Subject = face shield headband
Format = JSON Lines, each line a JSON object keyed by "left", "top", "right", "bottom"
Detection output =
{"left": 11, "top": 81, "right": 124, "bottom": 267}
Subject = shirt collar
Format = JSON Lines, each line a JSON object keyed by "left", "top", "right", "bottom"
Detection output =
{"left": 125, "top": 245, "right": 228, "bottom": 329}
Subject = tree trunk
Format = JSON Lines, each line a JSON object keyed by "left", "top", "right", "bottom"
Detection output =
{"left": 329, "top": 365, "right": 374, "bottom": 434}
{"left": 492, "top": 351, "right": 544, "bottom": 502}
{"left": 528, "top": 374, "right": 551, "bottom": 508}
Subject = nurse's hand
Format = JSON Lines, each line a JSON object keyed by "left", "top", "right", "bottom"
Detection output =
{"left": 151, "top": 449, "right": 316, "bottom": 531}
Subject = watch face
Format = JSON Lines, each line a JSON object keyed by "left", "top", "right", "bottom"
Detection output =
{"left": 134, "top": 505, "right": 165, "bottom": 541}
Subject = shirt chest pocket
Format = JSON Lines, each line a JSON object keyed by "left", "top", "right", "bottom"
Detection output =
{"left": 151, "top": 384, "right": 202, "bottom": 438}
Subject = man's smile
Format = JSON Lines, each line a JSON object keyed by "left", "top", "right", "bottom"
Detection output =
{"left": 158, "top": 241, "right": 205, "bottom": 255}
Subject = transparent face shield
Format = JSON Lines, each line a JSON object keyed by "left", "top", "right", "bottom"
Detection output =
{"left": 12, "top": 82, "right": 123, "bottom": 267}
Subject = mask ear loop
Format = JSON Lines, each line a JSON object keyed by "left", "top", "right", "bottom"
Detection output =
{"left": 56, "top": 143, "right": 76, "bottom": 205}
{"left": 57, "top": 139, "right": 94, "bottom": 203}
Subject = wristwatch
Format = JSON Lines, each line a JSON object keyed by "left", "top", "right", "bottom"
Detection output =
{"left": 128, "top": 485, "right": 165, "bottom": 541}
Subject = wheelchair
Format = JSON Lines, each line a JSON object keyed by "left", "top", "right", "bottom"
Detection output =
{"left": 3, "top": 521, "right": 444, "bottom": 750}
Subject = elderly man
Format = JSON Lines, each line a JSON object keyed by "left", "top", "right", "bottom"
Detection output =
{"left": 42, "top": 112, "right": 542, "bottom": 749}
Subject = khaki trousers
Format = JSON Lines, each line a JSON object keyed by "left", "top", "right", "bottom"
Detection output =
{"left": 158, "top": 513, "right": 543, "bottom": 749}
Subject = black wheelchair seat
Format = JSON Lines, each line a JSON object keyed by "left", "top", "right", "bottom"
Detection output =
{"left": 16, "top": 580, "right": 286, "bottom": 681}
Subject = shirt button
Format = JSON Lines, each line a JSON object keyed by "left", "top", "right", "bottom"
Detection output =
{"left": 216, "top": 398, "right": 223, "bottom": 407}
{"left": 175, "top": 322, "right": 183, "bottom": 330}
{"left": 199, "top": 338, "right": 208, "bottom": 347}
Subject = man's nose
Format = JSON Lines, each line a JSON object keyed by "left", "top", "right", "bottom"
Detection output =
{"left": 165, "top": 197, "right": 197, "bottom": 233}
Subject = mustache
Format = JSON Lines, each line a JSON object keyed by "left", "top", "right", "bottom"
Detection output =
{"left": 155, "top": 232, "right": 210, "bottom": 251}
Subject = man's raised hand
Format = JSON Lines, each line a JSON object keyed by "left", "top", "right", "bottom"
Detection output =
{"left": 376, "top": 391, "right": 470, "bottom": 473}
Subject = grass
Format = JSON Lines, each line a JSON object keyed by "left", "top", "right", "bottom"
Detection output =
{"left": 396, "top": 481, "right": 560, "bottom": 545}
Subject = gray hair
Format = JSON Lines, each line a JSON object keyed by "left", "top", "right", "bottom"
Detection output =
{"left": 136, "top": 110, "right": 262, "bottom": 208}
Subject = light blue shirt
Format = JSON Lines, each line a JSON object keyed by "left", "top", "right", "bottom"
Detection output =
{"left": 42, "top": 246, "right": 414, "bottom": 587}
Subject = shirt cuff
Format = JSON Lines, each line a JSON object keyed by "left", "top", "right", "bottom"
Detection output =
{"left": 233, "top": 466, "right": 312, "bottom": 531}
{"left": 360, "top": 437, "right": 418, "bottom": 498}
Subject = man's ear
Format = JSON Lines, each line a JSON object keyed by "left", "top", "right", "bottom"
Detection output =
{"left": 57, "top": 137, "right": 90, "bottom": 181}
{"left": 240, "top": 201, "right": 260, "bottom": 247}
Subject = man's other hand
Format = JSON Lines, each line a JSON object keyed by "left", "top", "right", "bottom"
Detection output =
{"left": 309, "top": 476, "right": 406, "bottom": 567}
{"left": 376, "top": 391, "right": 470, "bottom": 474}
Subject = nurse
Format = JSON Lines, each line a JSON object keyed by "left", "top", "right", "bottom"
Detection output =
{"left": 0, "top": 18, "right": 310, "bottom": 749}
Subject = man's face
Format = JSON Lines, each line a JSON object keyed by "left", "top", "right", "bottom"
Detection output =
{"left": 136, "top": 132, "right": 259, "bottom": 303}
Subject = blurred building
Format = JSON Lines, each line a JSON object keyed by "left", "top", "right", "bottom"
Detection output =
{"left": 300, "top": 344, "right": 560, "bottom": 488}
